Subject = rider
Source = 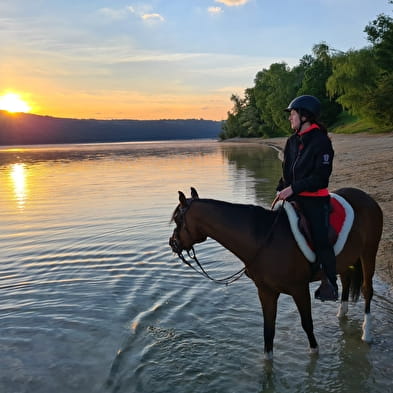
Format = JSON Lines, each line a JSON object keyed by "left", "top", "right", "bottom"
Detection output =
{"left": 276, "top": 95, "right": 338, "bottom": 301}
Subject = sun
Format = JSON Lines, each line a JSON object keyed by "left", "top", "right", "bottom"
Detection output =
{"left": 0, "top": 92, "right": 31, "bottom": 113}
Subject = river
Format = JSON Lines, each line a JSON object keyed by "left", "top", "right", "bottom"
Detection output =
{"left": 0, "top": 140, "right": 392, "bottom": 393}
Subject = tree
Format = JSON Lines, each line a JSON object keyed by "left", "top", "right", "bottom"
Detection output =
{"left": 254, "top": 62, "right": 299, "bottom": 136}
{"left": 298, "top": 43, "right": 342, "bottom": 126}
{"left": 364, "top": 8, "right": 393, "bottom": 125}
{"left": 327, "top": 6, "right": 393, "bottom": 127}
{"left": 220, "top": 94, "right": 246, "bottom": 139}
{"left": 326, "top": 48, "right": 379, "bottom": 120}
{"left": 364, "top": 10, "right": 393, "bottom": 71}
{"left": 221, "top": 1, "right": 393, "bottom": 137}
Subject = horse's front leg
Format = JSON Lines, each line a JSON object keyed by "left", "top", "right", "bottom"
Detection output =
{"left": 292, "top": 285, "right": 318, "bottom": 354}
{"left": 257, "top": 286, "right": 279, "bottom": 360}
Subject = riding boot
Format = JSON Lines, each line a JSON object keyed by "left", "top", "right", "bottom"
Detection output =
{"left": 314, "top": 247, "right": 338, "bottom": 301}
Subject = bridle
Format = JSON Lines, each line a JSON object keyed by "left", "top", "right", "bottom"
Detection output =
{"left": 170, "top": 199, "right": 283, "bottom": 286}
{"left": 170, "top": 201, "right": 246, "bottom": 285}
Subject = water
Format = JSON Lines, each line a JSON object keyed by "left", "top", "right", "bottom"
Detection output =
{"left": 0, "top": 140, "right": 392, "bottom": 393}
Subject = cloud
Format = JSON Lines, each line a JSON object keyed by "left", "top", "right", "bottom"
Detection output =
{"left": 98, "top": 6, "right": 164, "bottom": 23}
{"left": 215, "top": 0, "right": 249, "bottom": 6}
{"left": 142, "top": 13, "right": 165, "bottom": 22}
{"left": 208, "top": 6, "right": 223, "bottom": 14}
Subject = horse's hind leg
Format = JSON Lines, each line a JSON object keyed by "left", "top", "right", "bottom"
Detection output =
{"left": 292, "top": 286, "right": 318, "bottom": 354}
{"left": 337, "top": 270, "right": 351, "bottom": 317}
{"left": 360, "top": 252, "right": 376, "bottom": 343}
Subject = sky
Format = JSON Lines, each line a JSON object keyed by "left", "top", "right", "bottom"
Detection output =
{"left": 0, "top": 0, "right": 392, "bottom": 121}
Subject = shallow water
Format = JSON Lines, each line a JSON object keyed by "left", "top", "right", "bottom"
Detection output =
{"left": 0, "top": 140, "right": 392, "bottom": 393}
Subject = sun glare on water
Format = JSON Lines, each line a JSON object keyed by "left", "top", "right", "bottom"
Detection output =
{"left": 0, "top": 92, "right": 31, "bottom": 113}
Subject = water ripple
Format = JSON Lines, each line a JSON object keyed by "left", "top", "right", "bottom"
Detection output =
{"left": 0, "top": 141, "right": 392, "bottom": 393}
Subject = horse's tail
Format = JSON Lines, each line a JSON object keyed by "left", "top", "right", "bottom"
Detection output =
{"left": 349, "top": 260, "right": 363, "bottom": 302}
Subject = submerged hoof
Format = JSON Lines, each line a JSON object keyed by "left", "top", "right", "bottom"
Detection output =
{"left": 309, "top": 346, "right": 319, "bottom": 355}
{"left": 264, "top": 351, "right": 273, "bottom": 361}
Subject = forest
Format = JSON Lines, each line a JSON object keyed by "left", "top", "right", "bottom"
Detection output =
{"left": 220, "top": 2, "right": 393, "bottom": 139}
{"left": 0, "top": 111, "right": 221, "bottom": 145}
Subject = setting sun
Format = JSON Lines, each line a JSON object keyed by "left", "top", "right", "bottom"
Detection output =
{"left": 0, "top": 92, "right": 31, "bottom": 113}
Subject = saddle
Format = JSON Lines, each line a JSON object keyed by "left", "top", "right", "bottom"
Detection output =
{"left": 274, "top": 193, "right": 354, "bottom": 262}
{"left": 290, "top": 201, "right": 338, "bottom": 248}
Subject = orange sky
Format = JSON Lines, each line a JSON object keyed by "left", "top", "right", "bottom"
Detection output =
{"left": 1, "top": 1, "right": 390, "bottom": 121}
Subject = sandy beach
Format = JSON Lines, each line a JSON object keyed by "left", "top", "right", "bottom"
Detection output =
{"left": 226, "top": 133, "right": 393, "bottom": 285}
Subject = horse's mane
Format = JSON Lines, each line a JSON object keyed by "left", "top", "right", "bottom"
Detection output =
{"left": 171, "top": 198, "right": 280, "bottom": 239}
{"left": 202, "top": 199, "right": 281, "bottom": 240}
{"left": 170, "top": 205, "right": 180, "bottom": 223}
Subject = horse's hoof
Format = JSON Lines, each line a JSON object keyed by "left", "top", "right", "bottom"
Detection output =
{"left": 361, "top": 333, "right": 372, "bottom": 343}
{"left": 309, "top": 346, "right": 319, "bottom": 355}
{"left": 361, "top": 313, "right": 373, "bottom": 343}
{"left": 264, "top": 351, "right": 273, "bottom": 361}
{"left": 337, "top": 301, "right": 349, "bottom": 318}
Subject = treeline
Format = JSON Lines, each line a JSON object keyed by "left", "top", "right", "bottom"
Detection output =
{"left": 0, "top": 111, "right": 221, "bottom": 145}
{"left": 220, "top": 3, "right": 393, "bottom": 139}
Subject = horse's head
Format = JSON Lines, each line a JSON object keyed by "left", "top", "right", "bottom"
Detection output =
{"left": 169, "top": 187, "right": 206, "bottom": 254}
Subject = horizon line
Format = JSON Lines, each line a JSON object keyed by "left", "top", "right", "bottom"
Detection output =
{"left": 0, "top": 109, "right": 223, "bottom": 123}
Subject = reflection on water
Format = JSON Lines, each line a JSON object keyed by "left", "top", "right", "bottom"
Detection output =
{"left": 0, "top": 140, "right": 391, "bottom": 393}
{"left": 221, "top": 144, "right": 282, "bottom": 203}
{"left": 10, "top": 163, "right": 27, "bottom": 209}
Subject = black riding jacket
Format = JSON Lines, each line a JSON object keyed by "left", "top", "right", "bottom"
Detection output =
{"left": 276, "top": 124, "right": 334, "bottom": 196}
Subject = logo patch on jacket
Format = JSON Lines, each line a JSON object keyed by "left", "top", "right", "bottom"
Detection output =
{"left": 322, "top": 154, "right": 330, "bottom": 164}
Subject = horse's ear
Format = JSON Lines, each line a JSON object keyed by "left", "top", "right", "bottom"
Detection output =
{"left": 178, "top": 191, "right": 188, "bottom": 207}
{"left": 190, "top": 187, "right": 199, "bottom": 199}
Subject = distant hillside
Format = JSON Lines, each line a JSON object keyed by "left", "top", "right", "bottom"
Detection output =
{"left": 0, "top": 111, "right": 222, "bottom": 145}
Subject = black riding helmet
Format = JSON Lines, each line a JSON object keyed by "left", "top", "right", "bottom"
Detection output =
{"left": 284, "top": 95, "right": 321, "bottom": 119}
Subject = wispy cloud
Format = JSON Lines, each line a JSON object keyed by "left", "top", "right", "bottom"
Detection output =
{"left": 215, "top": 0, "right": 250, "bottom": 6}
{"left": 208, "top": 6, "right": 223, "bottom": 14}
{"left": 98, "top": 5, "right": 164, "bottom": 23}
{"left": 142, "top": 13, "right": 165, "bottom": 22}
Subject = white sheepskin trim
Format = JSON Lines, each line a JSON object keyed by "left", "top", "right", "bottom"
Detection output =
{"left": 274, "top": 193, "right": 354, "bottom": 263}
{"left": 330, "top": 193, "right": 354, "bottom": 257}
{"left": 274, "top": 200, "right": 316, "bottom": 262}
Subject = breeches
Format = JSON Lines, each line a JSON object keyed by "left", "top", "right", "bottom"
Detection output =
{"left": 294, "top": 195, "right": 331, "bottom": 251}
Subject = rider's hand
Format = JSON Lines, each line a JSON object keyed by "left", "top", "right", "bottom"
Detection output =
{"left": 278, "top": 186, "right": 293, "bottom": 200}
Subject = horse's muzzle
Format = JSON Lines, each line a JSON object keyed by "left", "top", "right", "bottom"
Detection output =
{"left": 169, "top": 234, "right": 182, "bottom": 254}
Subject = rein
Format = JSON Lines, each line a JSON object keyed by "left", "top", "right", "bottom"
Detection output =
{"left": 176, "top": 247, "right": 246, "bottom": 286}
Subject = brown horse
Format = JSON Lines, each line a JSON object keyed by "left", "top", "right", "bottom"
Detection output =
{"left": 169, "top": 187, "right": 383, "bottom": 360}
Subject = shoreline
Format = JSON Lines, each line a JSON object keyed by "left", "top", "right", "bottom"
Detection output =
{"left": 223, "top": 133, "right": 393, "bottom": 286}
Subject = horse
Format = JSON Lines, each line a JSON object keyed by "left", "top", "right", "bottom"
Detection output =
{"left": 169, "top": 187, "right": 383, "bottom": 360}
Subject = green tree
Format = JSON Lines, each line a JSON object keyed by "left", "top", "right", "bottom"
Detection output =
{"left": 298, "top": 43, "right": 342, "bottom": 126}
{"left": 220, "top": 94, "right": 246, "bottom": 139}
{"left": 220, "top": 89, "right": 266, "bottom": 139}
{"left": 364, "top": 7, "right": 393, "bottom": 125}
{"left": 326, "top": 48, "right": 379, "bottom": 120}
{"left": 327, "top": 6, "right": 393, "bottom": 127}
{"left": 254, "top": 62, "right": 299, "bottom": 136}
{"left": 240, "top": 88, "right": 265, "bottom": 137}
{"left": 221, "top": 1, "right": 393, "bottom": 137}
{"left": 364, "top": 8, "right": 393, "bottom": 71}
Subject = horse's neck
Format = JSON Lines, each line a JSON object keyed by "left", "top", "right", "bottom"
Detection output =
{"left": 191, "top": 199, "right": 274, "bottom": 264}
